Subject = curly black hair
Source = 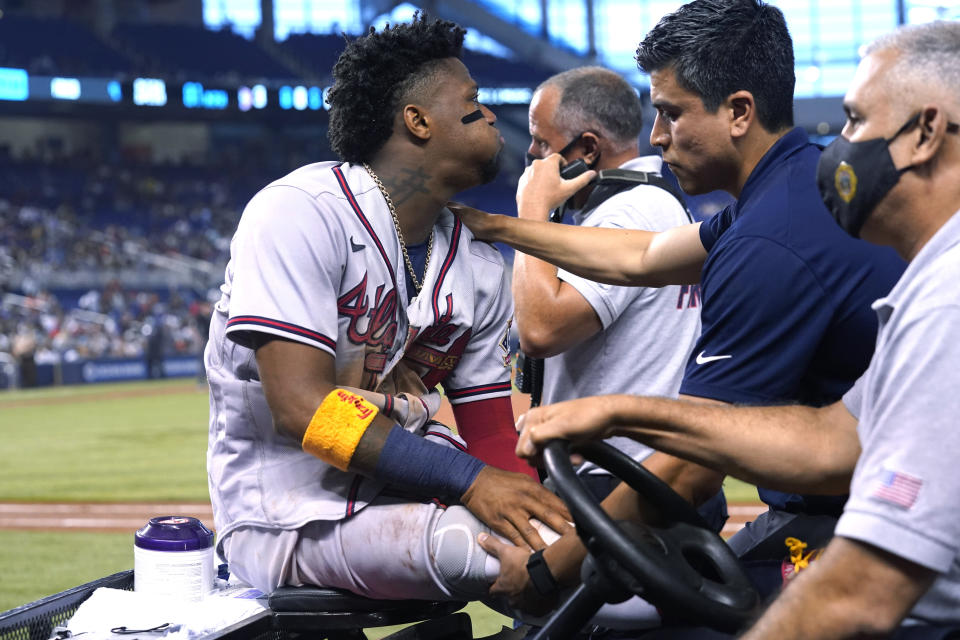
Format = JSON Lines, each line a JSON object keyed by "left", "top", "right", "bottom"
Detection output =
{"left": 327, "top": 13, "right": 466, "bottom": 164}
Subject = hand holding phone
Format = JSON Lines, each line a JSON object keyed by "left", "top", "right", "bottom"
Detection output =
{"left": 518, "top": 154, "right": 594, "bottom": 220}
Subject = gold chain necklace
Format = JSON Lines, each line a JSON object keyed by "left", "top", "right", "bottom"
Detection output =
{"left": 363, "top": 163, "right": 434, "bottom": 294}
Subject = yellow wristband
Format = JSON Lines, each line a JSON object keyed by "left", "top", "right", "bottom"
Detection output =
{"left": 302, "top": 389, "right": 379, "bottom": 471}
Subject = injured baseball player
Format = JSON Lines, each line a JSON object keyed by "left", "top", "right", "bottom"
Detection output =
{"left": 204, "top": 13, "right": 573, "bottom": 602}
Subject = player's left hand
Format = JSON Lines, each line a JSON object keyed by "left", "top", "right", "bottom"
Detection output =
{"left": 477, "top": 532, "right": 558, "bottom": 616}
{"left": 461, "top": 466, "right": 573, "bottom": 550}
{"left": 516, "top": 395, "right": 622, "bottom": 462}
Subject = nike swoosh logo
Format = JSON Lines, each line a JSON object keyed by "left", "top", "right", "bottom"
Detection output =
{"left": 350, "top": 237, "right": 365, "bottom": 252}
{"left": 695, "top": 351, "right": 733, "bottom": 365}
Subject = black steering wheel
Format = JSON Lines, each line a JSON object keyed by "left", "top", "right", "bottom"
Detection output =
{"left": 542, "top": 439, "right": 760, "bottom": 633}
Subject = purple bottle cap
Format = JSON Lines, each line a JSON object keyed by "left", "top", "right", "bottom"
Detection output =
{"left": 134, "top": 516, "right": 214, "bottom": 552}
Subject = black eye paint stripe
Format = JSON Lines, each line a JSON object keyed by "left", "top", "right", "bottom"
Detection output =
{"left": 461, "top": 109, "right": 484, "bottom": 124}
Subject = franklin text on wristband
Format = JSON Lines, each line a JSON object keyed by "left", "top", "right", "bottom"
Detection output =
{"left": 302, "top": 389, "right": 379, "bottom": 471}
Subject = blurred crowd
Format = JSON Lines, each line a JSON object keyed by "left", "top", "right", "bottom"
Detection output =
{"left": 0, "top": 148, "right": 261, "bottom": 287}
{"left": 0, "top": 145, "right": 274, "bottom": 387}
{"left": 2, "top": 284, "right": 213, "bottom": 363}
{"left": 1, "top": 284, "right": 215, "bottom": 387}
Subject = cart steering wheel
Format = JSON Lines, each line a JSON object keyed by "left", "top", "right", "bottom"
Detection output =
{"left": 542, "top": 439, "right": 760, "bottom": 632}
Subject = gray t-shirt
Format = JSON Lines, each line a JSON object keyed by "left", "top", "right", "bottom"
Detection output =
{"left": 542, "top": 155, "right": 701, "bottom": 473}
{"left": 837, "top": 209, "right": 960, "bottom": 625}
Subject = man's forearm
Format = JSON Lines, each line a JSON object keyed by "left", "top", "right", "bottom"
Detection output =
{"left": 488, "top": 214, "right": 662, "bottom": 286}
{"left": 606, "top": 396, "right": 860, "bottom": 494}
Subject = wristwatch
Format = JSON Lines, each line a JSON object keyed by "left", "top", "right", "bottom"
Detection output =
{"left": 526, "top": 549, "right": 560, "bottom": 596}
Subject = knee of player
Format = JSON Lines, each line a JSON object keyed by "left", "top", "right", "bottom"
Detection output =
{"left": 430, "top": 505, "right": 499, "bottom": 599}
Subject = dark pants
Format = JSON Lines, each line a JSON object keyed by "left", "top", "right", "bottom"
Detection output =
{"left": 725, "top": 509, "right": 837, "bottom": 599}
{"left": 18, "top": 355, "right": 37, "bottom": 388}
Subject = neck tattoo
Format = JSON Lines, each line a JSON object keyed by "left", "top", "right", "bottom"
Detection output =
{"left": 363, "top": 163, "right": 434, "bottom": 294}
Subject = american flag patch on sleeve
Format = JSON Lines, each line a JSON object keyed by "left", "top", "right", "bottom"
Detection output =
{"left": 871, "top": 469, "right": 922, "bottom": 509}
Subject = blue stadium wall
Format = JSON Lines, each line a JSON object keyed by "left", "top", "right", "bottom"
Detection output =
{"left": 32, "top": 355, "right": 200, "bottom": 386}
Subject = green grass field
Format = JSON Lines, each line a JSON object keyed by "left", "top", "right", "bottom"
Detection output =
{"left": 0, "top": 379, "right": 759, "bottom": 635}
{"left": 0, "top": 380, "right": 209, "bottom": 502}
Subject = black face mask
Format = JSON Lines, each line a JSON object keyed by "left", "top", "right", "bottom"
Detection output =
{"left": 525, "top": 131, "right": 598, "bottom": 167}
{"left": 816, "top": 113, "right": 922, "bottom": 238}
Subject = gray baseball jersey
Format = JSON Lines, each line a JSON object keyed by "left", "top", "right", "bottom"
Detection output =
{"left": 206, "top": 161, "right": 514, "bottom": 544}
{"left": 543, "top": 155, "right": 701, "bottom": 472}
{"left": 837, "top": 209, "right": 960, "bottom": 626}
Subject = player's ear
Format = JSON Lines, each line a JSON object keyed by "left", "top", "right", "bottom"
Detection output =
{"left": 402, "top": 104, "right": 432, "bottom": 141}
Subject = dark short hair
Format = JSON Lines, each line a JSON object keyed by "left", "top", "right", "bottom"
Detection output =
{"left": 539, "top": 67, "right": 644, "bottom": 154}
{"left": 327, "top": 13, "right": 466, "bottom": 163}
{"left": 635, "top": 0, "right": 795, "bottom": 132}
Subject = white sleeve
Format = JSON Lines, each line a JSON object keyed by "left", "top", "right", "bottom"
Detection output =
{"left": 556, "top": 211, "right": 641, "bottom": 329}
{"left": 225, "top": 185, "right": 345, "bottom": 356}
{"left": 558, "top": 186, "right": 686, "bottom": 328}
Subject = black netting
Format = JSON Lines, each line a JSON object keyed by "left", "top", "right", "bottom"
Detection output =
{"left": 0, "top": 573, "right": 293, "bottom": 640}
{"left": 0, "top": 571, "right": 133, "bottom": 640}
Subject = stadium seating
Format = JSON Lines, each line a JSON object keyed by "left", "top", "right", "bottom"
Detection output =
{"left": 275, "top": 32, "right": 554, "bottom": 87}
{"left": 0, "top": 14, "right": 132, "bottom": 76}
{"left": 461, "top": 49, "right": 553, "bottom": 86}
{"left": 112, "top": 23, "right": 297, "bottom": 80}
{"left": 274, "top": 33, "right": 345, "bottom": 80}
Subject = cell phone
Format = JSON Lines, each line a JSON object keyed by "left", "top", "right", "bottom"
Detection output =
{"left": 559, "top": 158, "right": 589, "bottom": 180}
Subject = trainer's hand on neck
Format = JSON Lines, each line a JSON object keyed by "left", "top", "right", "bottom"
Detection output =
{"left": 447, "top": 201, "right": 500, "bottom": 241}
